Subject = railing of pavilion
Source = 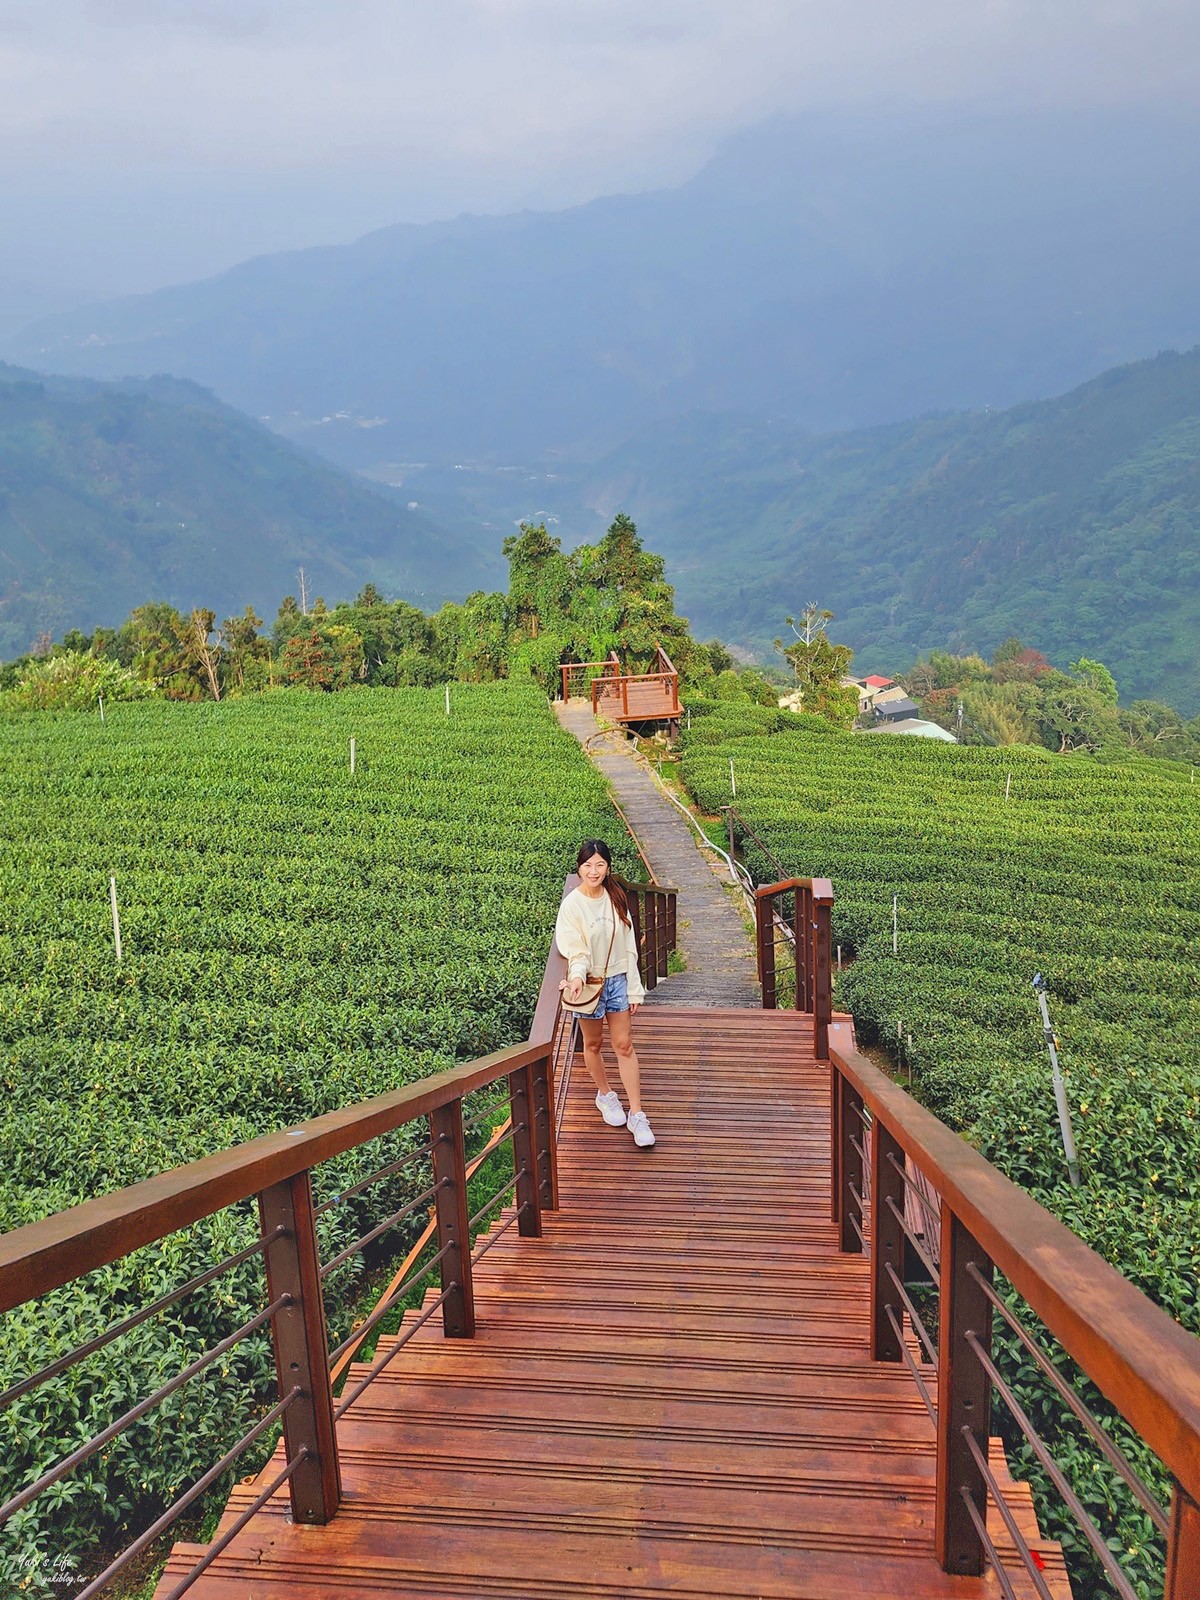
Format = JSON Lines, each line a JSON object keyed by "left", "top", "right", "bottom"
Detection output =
{"left": 559, "top": 652, "right": 621, "bottom": 705}
{"left": 827, "top": 1021, "right": 1200, "bottom": 1600}
{"left": 0, "top": 873, "right": 677, "bottom": 1600}
{"left": 556, "top": 645, "right": 680, "bottom": 721}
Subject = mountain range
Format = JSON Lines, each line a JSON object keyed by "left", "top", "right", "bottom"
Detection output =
{"left": 0, "top": 364, "right": 501, "bottom": 658}
{"left": 8, "top": 109, "right": 1200, "bottom": 468}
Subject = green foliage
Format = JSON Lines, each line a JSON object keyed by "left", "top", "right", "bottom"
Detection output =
{"left": 681, "top": 712, "right": 1199, "bottom": 1597}
{"left": 0, "top": 651, "right": 152, "bottom": 713}
{"left": 903, "top": 648, "right": 1200, "bottom": 764}
{"left": 0, "top": 685, "right": 631, "bottom": 1587}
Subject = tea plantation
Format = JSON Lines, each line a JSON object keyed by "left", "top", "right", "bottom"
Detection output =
{"left": 0, "top": 684, "right": 631, "bottom": 1587}
{"left": 682, "top": 702, "right": 1200, "bottom": 1595}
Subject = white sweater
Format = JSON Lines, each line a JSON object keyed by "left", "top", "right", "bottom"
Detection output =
{"left": 554, "top": 886, "right": 646, "bottom": 1006}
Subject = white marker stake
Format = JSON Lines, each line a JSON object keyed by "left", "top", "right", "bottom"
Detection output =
{"left": 445, "top": 684, "right": 451, "bottom": 717}
{"left": 729, "top": 758, "right": 736, "bottom": 798}
{"left": 837, "top": 944, "right": 843, "bottom": 971}
{"left": 109, "top": 874, "right": 123, "bottom": 963}
{"left": 98, "top": 696, "right": 105, "bottom": 724}
{"left": 892, "top": 894, "right": 899, "bottom": 955}
{"left": 350, "top": 737, "right": 356, "bottom": 775}
{"left": 1005, "top": 772, "right": 1012, "bottom": 801}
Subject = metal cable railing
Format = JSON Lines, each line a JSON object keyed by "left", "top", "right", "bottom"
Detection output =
{"left": 829, "top": 1021, "right": 1192, "bottom": 1597}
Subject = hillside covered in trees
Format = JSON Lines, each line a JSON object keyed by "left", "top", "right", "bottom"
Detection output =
{"left": 541, "top": 347, "right": 1200, "bottom": 713}
{"left": 0, "top": 363, "right": 501, "bottom": 660}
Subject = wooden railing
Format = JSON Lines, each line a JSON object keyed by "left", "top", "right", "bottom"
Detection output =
{"left": 828, "top": 1018, "right": 1200, "bottom": 1599}
{"left": 560, "top": 652, "right": 621, "bottom": 704}
{"left": 617, "top": 872, "right": 677, "bottom": 992}
{"left": 558, "top": 644, "right": 680, "bottom": 721}
{"left": 0, "top": 871, "right": 676, "bottom": 1597}
{"left": 754, "top": 876, "right": 834, "bottom": 1056}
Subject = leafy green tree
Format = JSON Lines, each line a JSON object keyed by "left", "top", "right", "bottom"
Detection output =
{"left": 221, "top": 606, "right": 270, "bottom": 694}
{"left": 1035, "top": 674, "right": 1121, "bottom": 753}
{"left": 1070, "top": 657, "right": 1119, "bottom": 705}
{"left": 0, "top": 651, "right": 153, "bottom": 712}
{"left": 774, "top": 617, "right": 858, "bottom": 727}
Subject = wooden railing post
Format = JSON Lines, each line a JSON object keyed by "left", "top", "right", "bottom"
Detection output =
{"left": 812, "top": 883, "right": 833, "bottom": 1058}
{"left": 936, "top": 1206, "right": 993, "bottom": 1576}
{"left": 429, "top": 1102, "right": 475, "bottom": 1338}
{"left": 627, "top": 886, "right": 643, "bottom": 986}
{"left": 756, "top": 890, "right": 777, "bottom": 1008}
{"left": 1166, "top": 1483, "right": 1200, "bottom": 1599}
{"left": 665, "top": 887, "right": 677, "bottom": 955}
{"left": 508, "top": 1063, "right": 543, "bottom": 1238}
{"left": 529, "top": 1048, "right": 558, "bottom": 1211}
{"left": 838, "top": 1076, "right": 864, "bottom": 1254}
{"left": 871, "top": 1122, "right": 906, "bottom": 1361}
{"left": 830, "top": 1062, "right": 843, "bottom": 1225}
{"left": 258, "top": 1171, "right": 341, "bottom": 1524}
{"left": 655, "top": 891, "right": 669, "bottom": 979}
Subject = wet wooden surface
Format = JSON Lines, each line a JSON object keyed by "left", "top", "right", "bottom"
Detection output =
{"left": 160, "top": 1008, "right": 1067, "bottom": 1599}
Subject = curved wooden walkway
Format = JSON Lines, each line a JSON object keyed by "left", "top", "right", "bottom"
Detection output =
{"left": 162, "top": 1006, "right": 1066, "bottom": 1598}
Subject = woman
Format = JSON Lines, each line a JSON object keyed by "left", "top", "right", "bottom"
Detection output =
{"left": 555, "top": 840, "right": 655, "bottom": 1148}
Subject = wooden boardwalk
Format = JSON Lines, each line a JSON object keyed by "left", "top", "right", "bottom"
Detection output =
{"left": 162, "top": 1008, "right": 1068, "bottom": 1599}
{"left": 556, "top": 701, "right": 760, "bottom": 1007}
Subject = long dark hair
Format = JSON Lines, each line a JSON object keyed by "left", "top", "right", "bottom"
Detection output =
{"left": 575, "top": 839, "right": 631, "bottom": 926}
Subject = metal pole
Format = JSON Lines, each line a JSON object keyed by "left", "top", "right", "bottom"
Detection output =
{"left": 1005, "top": 772, "right": 1012, "bottom": 801}
{"left": 892, "top": 893, "right": 898, "bottom": 955}
{"left": 349, "top": 737, "right": 356, "bottom": 775}
{"left": 729, "top": 758, "right": 736, "bottom": 798}
{"left": 1033, "top": 977, "right": 1082, "bottom": 1187}
{"left": 98, "top": 696, "right": 105, "bottom": 724}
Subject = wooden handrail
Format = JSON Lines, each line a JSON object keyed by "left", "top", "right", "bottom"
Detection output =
{"left": 754, "top": 877, "right": 834, "bottom": 1053}
{"left": 0, "top": 1038, "right": 548, "bottom": 1317}
{"left": 756, "top": 876, "right": 833, "bottom": 903}
{"left": 828, "top": 1019, "right": 1200, "bottom": 1506}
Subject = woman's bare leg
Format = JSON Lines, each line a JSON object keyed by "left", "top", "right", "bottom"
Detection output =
{"left": 606, "top": 1009, "right": 642, "bottom": 1115}
{"left": 578, "top": 1016, "right": 614, "bottom": 1094}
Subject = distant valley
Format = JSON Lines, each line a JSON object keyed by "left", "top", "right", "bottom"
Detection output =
{"left": 0, "top": 364, "right": 502, "bottom": 658}
{"left": 9, "top": 109, "right": 1200, "bottom": 465}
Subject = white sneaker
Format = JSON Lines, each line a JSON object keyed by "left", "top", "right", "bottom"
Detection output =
{"left": 595, "top": 1090, "right": 627, "bottom": 1127}
{"left": 627, "top": 1110, "right": 656, "bottom": 1148}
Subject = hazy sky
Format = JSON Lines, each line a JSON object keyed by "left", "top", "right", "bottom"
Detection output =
{"left": 1, "top": 0, "right": 1197, "bottom": 305}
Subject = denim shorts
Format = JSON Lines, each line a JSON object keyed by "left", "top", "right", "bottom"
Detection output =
{"left": 587, "top": 974, "right": 629, "bottom": 1019}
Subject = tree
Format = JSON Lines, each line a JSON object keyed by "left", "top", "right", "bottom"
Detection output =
{"left": 1035, "top": 674, "right": 1120, "bottom": 754}
{"left": 222, "top": 606, "right": 269, "bottom": 693}
{"left": 185, "top": 608, "right": 222, "bottom": 701}
{"left": 1070, "top": 656, "right": 1118, "bottom": 705}
{"left": 774, "top": 611, "right": 857, "bottom": 726}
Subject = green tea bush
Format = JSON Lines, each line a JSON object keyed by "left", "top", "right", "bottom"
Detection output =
{"left": 0, "top": 684, "right": 631, "bottom": 1590}
{"left": 682, "top": 709, "right": 1199, "bottom": 1597}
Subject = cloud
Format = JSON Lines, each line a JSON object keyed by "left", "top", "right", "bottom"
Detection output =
{"left": 1, "top": 0, "right": 1197, "bottom": 193}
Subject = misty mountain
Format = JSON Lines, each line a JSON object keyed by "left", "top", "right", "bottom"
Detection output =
{"left": 8, "top": 109, "right": 1200, "bottom": 469}
{"left": 0, "top": 364, "right": 502, "bottom": 659}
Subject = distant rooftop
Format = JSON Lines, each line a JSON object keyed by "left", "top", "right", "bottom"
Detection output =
{"left": 861, "top": 718, "right": 958, "bottom": 742}
{"left": 861, "top": 675, "right": 893, "bottom": 687}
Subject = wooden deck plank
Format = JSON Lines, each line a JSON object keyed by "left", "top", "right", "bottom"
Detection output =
{"left": 157, "top": 1006, "right": 1069, "bottom": 1599}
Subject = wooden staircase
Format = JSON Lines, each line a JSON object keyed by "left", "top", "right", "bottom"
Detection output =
{"left": 160, "top": 1008, "right": 1067, "bottom": 1599}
